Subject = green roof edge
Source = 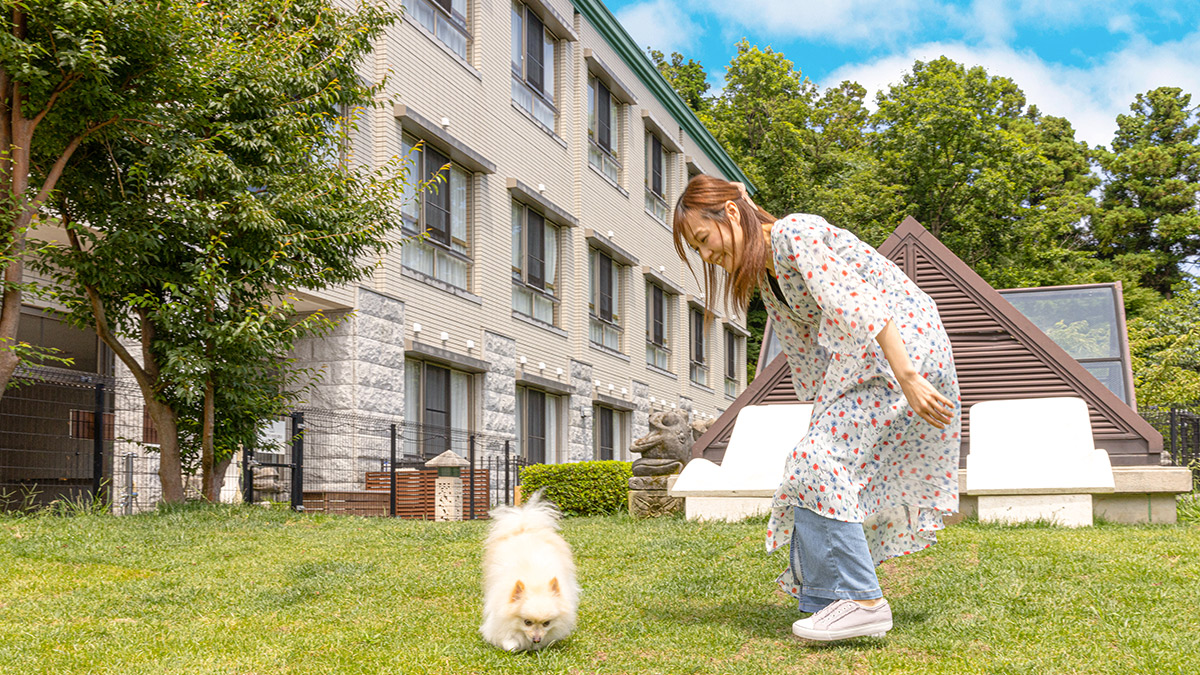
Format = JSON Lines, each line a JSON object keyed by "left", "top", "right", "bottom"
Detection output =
{"left": 569, "top": 0, "right": 755, "bottom": 192}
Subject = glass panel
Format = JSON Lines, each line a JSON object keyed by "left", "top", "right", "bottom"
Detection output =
{"left": 543, "top": 222, "right": 557, "bottom": 292}
{"left": 515, "top": 386, "right": 524, "bottom": 456}
{"left": 588, "top": 249, "right": 596, "bottom": 315}
{"left": 401, "top": 136, "right": 419, "bottom": 222}
{"left": 403, "top": 239, "right": 435, "bottom": 276}
{"left": 546, "top": 394, "right": 558, "bottom": 464}
{"left": 533, "top": 97, "right": 555, "bottom": 129}
{"left": 404, "top": 360, "right": 421, "bottom": 456}
{"left": 542, "top": 29, "right": 555, "bottom": 103}
{"left": 1083, "top": 361, "right": 1126, "bottom": 403}
{"left": 437, "top": 250, "right": 468, "bottom": 289}
{"left": 587, "top": 76, "right": 596, "bottom": 138}
{"left": 511, "top": 76, "right": 533, "bottom": 114}
{"left": 510, "top": 1, "right": 522, "bottom": 74}
{"left": 604, "top": 324, "right": 619, "bottom": 350}
{"left": 450, "top": 165, "right": 468, "bottom": 254}
{"left": 414, "top": 0, "right": 436, "bottom": 32}
{"left": 450, "top": 0, "right": 466, "bottom": 21}
{"left": 1000, "top": 287, "right": 1119, "bottom": 359}
{"left": 532, "top": 293, "right": 554, "bottom": 324}
{"left": 525, "top": 8, "right": 544, "bottom": 92}
{"left": 513, "top": 285, "right": 532, "bottom": 316}
{"left": 590, "top": 317, "right": 602, "bottom": 345}
{"left": 450, "top": 369, "right": 469, "bottom": 455}
{"left": 608, "top": 95, "right": 619, "bottom": 158}
{"left": 725, "top": 378, "right": 737, "bottom": 397}
{"left": 436, "top": 13, "right": 467, "bottom": 59}
{"left": 610, "top": 261, "right": 621, "bottom": 324}
{"left": 511, "top": 201, "right": 523, "bottom": 280}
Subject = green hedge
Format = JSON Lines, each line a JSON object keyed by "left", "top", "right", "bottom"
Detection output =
{"left": 519, "top": 461, "right": 633, "bottom": 516}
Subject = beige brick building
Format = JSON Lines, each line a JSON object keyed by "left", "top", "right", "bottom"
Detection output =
{"left": 288, "top": 0, "right": 755, "bottom": 467}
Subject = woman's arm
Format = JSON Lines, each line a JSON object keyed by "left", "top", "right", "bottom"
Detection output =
{"left": 874, "top": 319, "right": 955, "bottom": 429}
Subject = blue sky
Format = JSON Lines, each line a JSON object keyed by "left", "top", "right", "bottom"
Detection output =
{"left": 607, "top": 0, "right": 1200, "bottom": 148}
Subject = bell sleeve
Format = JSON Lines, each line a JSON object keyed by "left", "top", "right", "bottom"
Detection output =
{"left": 773, "top": 215, "right": 893, "bottom": 355}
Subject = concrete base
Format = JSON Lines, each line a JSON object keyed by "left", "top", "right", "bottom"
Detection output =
{"left": 977, "top": 494, "right": 1093, "bottom": 527}
{"left": 1093, "top": 494, "right": 1178, "bottom": 524}
{"left": 684, "top": 496, "right": 773, "bottom": 522}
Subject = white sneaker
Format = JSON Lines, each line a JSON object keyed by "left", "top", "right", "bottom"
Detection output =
{"left": 792, "top": 599, "right": 893, "bottom": 641}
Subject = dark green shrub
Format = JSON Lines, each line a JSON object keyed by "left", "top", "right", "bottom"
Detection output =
{"left": 519, "top": 461, "right": 632, "bottom": 516}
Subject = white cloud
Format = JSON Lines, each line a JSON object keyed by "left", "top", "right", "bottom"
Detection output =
{"left": 698, "top": 0, "right": 933, "bottom": 45}
{"left": 821, "top": 30, "right": 1200, "bottom": 148}
{"left": 614, "top": 0, "right": 702, "bottom": 56}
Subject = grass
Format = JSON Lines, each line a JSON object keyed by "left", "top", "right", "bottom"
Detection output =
{"left": 1, "top": 504, "right": 1198, "bottom": 674}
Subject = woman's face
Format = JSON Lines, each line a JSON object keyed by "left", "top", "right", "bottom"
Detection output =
{"left": 681, "top": 201, "right": 742, "bottom": 273}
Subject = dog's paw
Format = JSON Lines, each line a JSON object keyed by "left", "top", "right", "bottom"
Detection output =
{"left": 500, "top": 637, "right": 523, "bottom": 652}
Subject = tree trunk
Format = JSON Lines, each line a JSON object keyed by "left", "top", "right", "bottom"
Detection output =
{"left": 205, "top": 454, "right": 233, "bottom": 503}
{"left": 200, "top": 373, "right": 218, "bottom": 501}
{"left": 145, "top": 396, "right": 184, "bottom": 503}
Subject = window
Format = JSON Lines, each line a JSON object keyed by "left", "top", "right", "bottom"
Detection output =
{"left": 689, "top": 307, "right": 707, "bottom": 385}
{"left": 724, "top": 329, "right": 739, "bottom": 397}
{"left": 511, "top": 201, "right": 559, "bottom": 324}
{"left": 401, "top": 135, "right": 471, "bottom": 289}
{"left": 403, "top": 0, "right": 470, "bottom": 60}
{"left": 404, "top": 359, "right": 473, "bottom": 458}
{"left": 593, "top": 405, "right": 628, "bottom": 461}
{"left": 516, "top": 387, "right": 560, "bottom": 464}
{"left": 588, "top": 75, "right": 621, "bottom": 182}
{"left": 589, "top": 249, "right": 623, "bottom": 350}
{"left": 645, "top": 282, "right": 672, "bottom": 369}
{"left": 645, "top": 132, "right": 669, "bottom": 222}
{"left": 511, "top": 1, "right": 557, "bottom": 129}
{"left": 69, "top": 409, "right": 115, "bottom": 441}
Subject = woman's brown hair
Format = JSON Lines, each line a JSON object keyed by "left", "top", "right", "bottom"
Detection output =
{"left": 672, "top": 174, "right": 777, "bottom": 320}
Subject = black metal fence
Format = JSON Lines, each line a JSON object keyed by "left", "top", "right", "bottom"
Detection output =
{"left": 245, "top": 410, "right": 534, "bottom": 516}
{"left": 0, "top": 366, "right": 173, "bottom": 513}
{"left": 1141, "top": 406, "right": 1200, "bottom": 488}
{"left": 1, "top": 368, "right": 536, "bottom": 516}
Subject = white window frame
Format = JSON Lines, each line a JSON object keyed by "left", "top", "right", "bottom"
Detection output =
{"left": 516, "top": 386, "right": 561, "bottom": 464}
{"left": 645, "top": 281, "right": 673, "bottom": 370}
{"left": 401, "top": 134, "right": 472, "bottom": 290}
{"left": 724, "top": 329, "right": 739, "bottom": 397}
{"left": 592, "top": 404, "right": 628, "bottom": 461}
{"left": 511, "top": 0, "right": 558, "bottom": 130}
{"left": 511, "top": 200, "right": 559, "bottom": 325}
{"left": 644, "top": 131, "right": 670, "bottom": 223}
{"left": 689, "top": 306, "right": 707, "bottom": 386}
{"left": 589, "top": 248, "right": 623, "bottom": 351}
{"left": 588, "top": 74, "right": 621, "bottom": 182}
{"left": 403, "top": 0, "right": 470, "bottom": 60}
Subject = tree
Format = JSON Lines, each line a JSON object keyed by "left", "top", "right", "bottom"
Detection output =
{"left": 0, "top": 1, "right": 176, "bottom": 397}
{"left": 35, "top": 0, "right": 404, "bottom": 503}
{"left": 649, "top": 49, "right": 710, "bottom": 114}
{"left": 1094, "top": 87, "right": 1200, "bottom": 297}
{"left": 1128, "top": 282, "right": 1200, "bottom": 409}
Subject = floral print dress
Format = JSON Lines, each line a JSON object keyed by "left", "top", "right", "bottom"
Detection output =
{"left": 761, "top": 214, "right": 961, "bottom": 599}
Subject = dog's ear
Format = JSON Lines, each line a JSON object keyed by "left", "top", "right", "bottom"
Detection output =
{"left": 549, "top": 577, "right": 560, "bottom": 595}
{"left": 509, "top": 580, "right": 525, "bottom": 603}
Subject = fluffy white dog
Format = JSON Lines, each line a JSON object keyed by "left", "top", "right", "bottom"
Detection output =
{"left": 480, "top": 492, "right": 578, "bottom": 651}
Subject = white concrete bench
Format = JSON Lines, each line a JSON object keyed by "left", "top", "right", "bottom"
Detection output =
{"left": 965, "top": 397, "right": 1115, "bottom": 527}
{"left": 669, "top": 404, "right": 813, "bottom": 522}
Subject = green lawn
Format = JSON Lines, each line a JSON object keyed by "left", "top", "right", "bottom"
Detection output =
{"left": 1, "top": 504, "right": 1198, "bottom": 675}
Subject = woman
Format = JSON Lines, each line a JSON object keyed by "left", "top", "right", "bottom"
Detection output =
{"left": 672, "top": 175, "right": 960, "bottom": 641}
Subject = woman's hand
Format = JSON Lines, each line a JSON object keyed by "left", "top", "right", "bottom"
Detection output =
{"left": 874, "top": 320, "right": 955, "bottom": 429}
{"left": 897, "top": 371, "right": 955, "bottom": 429}
{"left": 732, "top": 181, "right": 760, "bottom": 212}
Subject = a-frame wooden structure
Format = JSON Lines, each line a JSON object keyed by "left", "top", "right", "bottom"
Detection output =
{"left": 693, "top": 217, "right": 1164, "bottom": 467}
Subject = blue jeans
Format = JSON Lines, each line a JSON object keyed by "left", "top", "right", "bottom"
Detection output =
{"left": 789, "top": 506, "right": 883, "bottom": 612}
